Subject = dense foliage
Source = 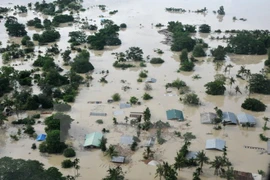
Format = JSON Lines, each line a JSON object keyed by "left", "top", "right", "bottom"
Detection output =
{"left": 199, "top": 24, "right": 211, "bottom": 33}
{"left": 71, "top": 50, "right": 94, "bottom": 73}
{"left": 241, "top": 98, "right": 267, "bottom": 112}
{"left": 211, "top": 46, "right": 226, "bottom": 60}
{"left": 52, "top": 14, "right": 74, "bottom": 26}
{"left": 5, "top": 16, "right": 27, "bottom": 37}
{"left": 249, "top": 74, "right": 270, "bottom": 94}
{"left": 35, "top": 30, "right": 61, "bottom": 44}
{"left": 192, "top": 44, "right": 206, "bottom": 57}
{"left": 150, "top": 57, "right": 164, "bottom": 64}
{"left": 204, "top": 80, "right": 226, "bottom": 95}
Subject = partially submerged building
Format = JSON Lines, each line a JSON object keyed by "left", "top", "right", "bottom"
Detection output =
{"left": 222, "top": 112, "right": 238, "bottom": 125}
{"left": 145, "top": 77, "right": 157, "bottom": 83}
{"left": 205, "top": 139, "right": 226, "bottom": 151}
{"left": 83, "top": 132, "right": 103, "bottom": 148}
{"left": 200, "top": 112, "right": 216, "bottom": 124}
{"left": 166, "top": 109, "right": 184, "bottom": 121}
{"left": 237, "top": 113, "right": 256, "bottom": 126}
{"left": 111, "top": 156, "right": 125, "bottom": 163}
{"left": 119, "top": 102, "right": 131, "bottom": 109}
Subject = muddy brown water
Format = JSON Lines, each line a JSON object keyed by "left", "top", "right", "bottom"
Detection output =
{"left": 0, "top": 0, "right": 270, "bottom": 179}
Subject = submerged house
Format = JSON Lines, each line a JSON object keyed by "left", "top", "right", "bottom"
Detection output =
{"left": 145, "top": 77, "right": 157, "bottom": 83}
{"left": 237, "top": 113, "right": 256, "bottom": 126}
{"left": 200, "top": 112, "right": 216, "bottom": 124}
{"left": 222, "top": 112, "right": 238, "bottom": 125}
{"left": 111, "top": 156, "right": 125, "bottom": 163}
{"left": 119, "top": 102, "right": 131, "bottom": 109}
{"left": 205, "top": 139, "right": 226, "bottom": 151}
{"left": 83, "top": 132, "right": 103, "bottom": 148}
{"left": 166, "top": 109, "right": 184, "bottom": 121}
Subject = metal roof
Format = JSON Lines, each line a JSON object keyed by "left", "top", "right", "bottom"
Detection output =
{"left": 237, "top": 113, "right": 256, "bottom": 125}
{"left": 90, "top": 112, "right": 107, "bottom": 116}
{"left": 83, "top": 132, "right": 103, "bottom": 147}
{"left": 186, "top": 151, "right": 198, "bottom": 160}
{"left": 166, "top": 109, "right": 184, "bottom": 121}
{"left": 119, "top": 102, "right": 131, "bottom": 109}
{"left": 200, "top": 112, "right": 216, "bottom": 124}
{"left": 145, "top": 78, "right": 157, "bottom": 83}
{"left": 222, "top": 112, "right": 238, "bottom": 125}
{"left": 120, "top": 136, "right": 134, "bottom": 145}
{"left": 111, "top": 156, "right": 125, "bottom": 163}
{"left": 205, "top": 139, "right": 225, "bottom": 151}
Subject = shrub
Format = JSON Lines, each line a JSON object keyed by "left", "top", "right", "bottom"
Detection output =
{"left": 120, "top": 23, "right": 127, "bottom": 28}
{"left": 182, "top": 93, "right": 200, "bottom": 105}
{"left": 63, "top": 148, "right": 76, "bottom": 157}
{"left": 61, "top": 159, "right": 73, "bottom": 168}
{"left": 32, "top": 114, "right": 40, "bottom": 119}
{"left": 130, "top": 141, "right": 138, "bottom": 151}
{"left": 199, "top": 24, "right": 211, "bottom": 33}
{"left": 265, "top": 59, "right": 270, "bottom": 67}
{"left": 112, "top": 93, "right": 121, "bottom": 101}
{"left": 96, "top": 119, "right": 103, "bottom": 124}
{"left": 137, "top": 78, "right": 143, "bottom": 82}
{"left": 39, "top": 142, "right": 47, "bottom": 153}
{"left": 150, "top": 58, "right": 164, "bottom": 64}
{"left": 259, "top": 134, "right": 269, "bottom": 141}
{"left": 31, "top": 143, "right": 37, "bottom": 150}
{"left": 204, "top": 80, "right": 226, "bottom": 95}
{"left": 24, "top": 125, "right": 35, "bottom": 135}
{"left": 192, "top": 44, "right": 206, "bottom": 57}
{"left": 142, "top": 93, "right": 153, "bottom": 100}
{"left": 241, "top": 98, "right": 267, "bottom": 112}
{"left": 139, "top": 71, "right": 147, "bottom": 78}
{"left": 130, "top": 96, "right": 138, "bottom": 105}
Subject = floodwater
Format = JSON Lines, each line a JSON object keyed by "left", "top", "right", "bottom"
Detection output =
{"left": 0, "top": 0, "right": 270, "bottom": 179}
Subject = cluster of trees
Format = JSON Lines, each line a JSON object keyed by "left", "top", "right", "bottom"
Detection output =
{"left": 5, "top": 16, "right": 27, "bottom": 37}
{"left": 0, "top": 157, "right": 71, "bottom": 180}
{"left": 227, "top": 30, "right": 270, "bottom": 55}
{"left": 167, "top": 21, "right": 196, "bottom": 51}
{"left": 27, "top": 17, "right": 45, "bottom": 29}
{"left": 241, "top": 98, "right": 267, "bottom": 112}
{"left": 87, "top": 20, "right": 121, "bottom": 50}
{"left": 192, "top": 44, "right": 206, "bottom": 57}
{"left": 0, "top": 43, "right": 25, "bottom": 63}
{"left": 68, "top": 31, "right": 87, "bottom": 46}
{"left": 33, "top": 30, "right": 61, "bottom": 44}
{"left": 179, "top": 49, "right": 195, "bottom": 71}
{"left": 204, "top": 80, "right": 226, "bottom": 95}
{"left": 52, "top": 14, "right": 74, "bottom": 26}
{"left": 249, "top": 73, "right": 270, "bottom": 94}
{"left": 211, "top": 46, "right": 226, "bottom": 60}
{"left": 199, "top": 24, "right": 211, "bottom": 33}
{"left": 71, "top": 50, "right": 94, "bottom": 73}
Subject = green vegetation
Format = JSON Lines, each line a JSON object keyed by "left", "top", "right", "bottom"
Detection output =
{"left": 205, "top": 80, "right": 226, "bottom": 95}
{"left": 142, "top": 93, "right": 153, "bottom": 100}
{"left": 192, "top": 44, "right": 206, "bottom": 57}
{"left": 139, "top": 71, "right": 148, "bottom": 78}
{"left": 217, "top": 6, "right": 225, "bottom": 15}
{"left": 211, "top": 46, "right": 226, "bottom": 60}
{"left": 199, "top": 24, "right": 211, "bottom": 33}
{"left": 63, "top": 148, "right": 76, "bottom": 157}
{"left": 0, "top": 157, "right": 67, "bottom": 180}
{"left": 112, "top": 93, "right": 121, "bottom": 101}
{"left": 103, "top": 166, "right": 125, "bottom": 180}
{"left": 241, "top": 98, "right": 267, "bottom": 112}
{"left": 120, "top": 23, "right": 127, "bottom": 28}
{"left": 249, "top": 74, "right": 270, "bottom": 94}
{"left": 259, "top": 134, "right": 269, "bottom": 141}
{"left": 5, "top": 16, "right": 27, "bottom": 37}
{"left": 34, "top": 30, "right": 61, "bottom": 44}
{"left": 150, "top": 57, "right": 164, "bottom": 64}
{"left": 96, "top": 119, "right": 104, "bottom": 124}
{"left": 167, "top": 21, "right": 196, "bottom": 51}
{"left": 68, "top": 31, "right": 87, "bottom": 46}
{"left": 179, "top": 49, "right": 195, "bottom": 71}
{"left": 71, "top": 50, "right": 94, "bottom": 73}
{"left": 130, "top": 96, "right": 139, "bottom": 105}
{"left": 166, "top": 78, "right": 187, "bottom": 90}
{"left": 61, "top": 159, "right": 73, "bottom": 168}
{"left": 182, "top": 93, "right": 200, "bottom": 105}
{"left": 52, "top": 14, "right": 74, "bottom": 26}
{"left": 87, "top": 20, "right": 121, "bottom": 50}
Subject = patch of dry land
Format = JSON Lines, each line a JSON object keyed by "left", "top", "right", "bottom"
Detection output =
{"left": 0, "top": 0, "right": 270, "bottom": 180}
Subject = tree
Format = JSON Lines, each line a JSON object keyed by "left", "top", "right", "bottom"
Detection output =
{"left": 142, "top": 93, "right": 153, "bottom": 100}
{"left": 171, "top": 79, "right": 187, "bottom": 90}
{"left": 143, "top": 147, "right": 154, "bottom": 159}
{"left": 209, "top": 156, "right": 224, "bottom": 176}
{"left": 199, "top": 24, "right": 211, "bottom": 33}
{"left": 174, "top": 151, "right": 187, "bottom": 171}
{"left": 241, "top": 98, "right": 267, "bottom": 112}
{"left": 126, "top": 47, "right": 143, "bottom": 61}
{"left": 182, "top": 93, "right": 200, "bottom": 105}
{"left": 211, "top": 46, "right": 226, "bottom": 60}
{"left": 180, "top": 49, "right": 188, "bottom": 63}
{"left": 73, "top": 158, "right": 80, "bottom": 177}
{"left": 204, "top": 80, "right": 226, "bottom": 95}
{"left": 41, "top": 130, "right": 67, "bottom": 154}
{"left": 63, "top": 148, "right": 76, "bottom": 157}
{"left": 71, "top": 50, "right": 94, "bottom": 73}
{"left": 249, "top": 74, "right": 270, "bottom": 94}
{"left": 100, "top": 137, "right": 107, "bottom": 152}
{"left": 52, "top": 14, "right": 74, "bottom": 26}
{"left": 5, "top": 16, "right": 27, "bottom": 37}
{"left": 155, "top": 164, "right": 164, "bottom": 180}
{"left": 68, "top": 31, "right": 87, "bottom": 45}
{"left": 130, "top": 96, "right": 138, "bottom": 105}
{"left": 105, "top": 145, "right": 118, "bottom": 158}
{"left": 192, "top": 44, "right": 206, "bottom": 57}
{"left": 162, "top": 162, "right": 178, "bottom": 180}
{"left": 217, "top": 6, "right": 225, "bottom": 15}
{"left": 195, "top": 150, "right": 209, "bottom": 173}
{"left": 0, "top": 113, "right": 8, "bottom": 126}
{"left": 150, "top": 57, "right": 164, "bottom": 64}
{"left": 228, "top": 77, "right": 235, "bottom": 89}
{"left": 103, "top": 166, "right": 125, "bottom": 180}
{"left": 61, "top": 159, "right": 73, "bottom": 168}
{"left": 38, "top": 30, "right": 60, "bottom": 44}
{"left": 111, "top": 93, "right": 121, "bottom": 101}
{"left": 0, "top": 157, "right": 66, "bottom": 180}
{"left": 120, "top": 23, "right": 127, "bottom": 28}
{"left": 234, "top": 85, "right": 242, "bottom": 95}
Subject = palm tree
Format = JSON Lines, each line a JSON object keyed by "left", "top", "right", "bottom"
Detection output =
{"left": 162, "top": 162, "right": 178, "bottom": 180}
{"left": 103, "top": 166, "right": 125, "bottom": 180}
{"left": 229, "top": 77, "right": 235, "bottom": 89}
{"left": 0, "top": 113, "right": 7, "bottom": 126}
{"left": 221, "top": 166, "right": 235, "bottom": 180}
{"left": 237, "top": 66, "right": 246, "bottom": 76}
{"left": 193, "top": 171, "right": 201, "bottom": 180}
{"left": 195, "top": 150, "right": 209, "bottom": 173}
{"left": 105, "top": 145, "right": 118, "bottom": 158}
{"left": 73, "top": 158, "right": 80, "bottom": 177}
{"left": 263, "top": 117, "right": 269, "bottom": 131}
{"left": 234, "top": 86, "right": 242, "bottom": 95}
{"left": 155, "top": 164, "right": 164, "bottom": 180}
{"left": 174, "top": 151, "right": 187, "bottom": 171}
{"left": 209, "top": 156, "right": 224, "bottom": 176}
{"left": 143, "top": 147, "right": 154, "bottom": 159}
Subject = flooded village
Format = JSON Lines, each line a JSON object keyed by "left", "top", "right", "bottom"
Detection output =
{"left": 0, "top": 0, "right": 270, "bottom": 179}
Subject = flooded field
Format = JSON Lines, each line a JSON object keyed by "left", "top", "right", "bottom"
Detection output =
{"left": 0, "top": 0, "right": 270, "bottom": 179}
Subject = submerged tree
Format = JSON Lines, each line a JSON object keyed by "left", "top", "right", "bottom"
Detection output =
{"left": 103, "top": 166, "right": 125, "bottom": 180}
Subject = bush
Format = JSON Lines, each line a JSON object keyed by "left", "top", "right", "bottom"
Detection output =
{"left": 112, "top": 93, "right": 121, "bottom": 101}
{"left": 142, "top": 93, "right": 153, "bottom": 100}
{"left": 24, "top": 125, "right": 35, "bottom": 135}
{"left": 61, "top": 159, "right": 73, "bottom": 168}
{"left": 199, "top": 24, "right": 211, "bottom": 33}
{"left": 31, "top": 143, "right": 37, "bottom": 150}
{"left": 32, "top": 114, "right": 40, "bottom": 119}
{"left": 139, "top": 71, "right": 148, "bottom": 78}
{"left": 120, "top": 23, "right": 127, "bottom": 28}
{"left": 96, "top": 119, "right": 103, "bottom": 124}
{"left": 130, "top": 141, "right": 138, "bottom": 151}
{"left": 137, "top": 78, "right": 143, "bottom": 82}
{"left": 39, "top": 142, "right": 47, "bottom": 153}
{"left": 265, "top": 59, "right": 270, "bottom": 67}
{"left": 180, "top": 61, "right": 195, "bottom": 71}
{"left": 192, "top": 44, "right": 206, "bottom": 57}
{"left": 259, "top": 134, "right": 269, "bottom": 141}
{"left": 204, "top": 80, "right": 226, "bottom": 95}
{"left": 182, "top": 93, "right": 200, "bottom": 105}
{"left": 241, "top": 98, "right": 267, "bottom": 112}
{"left": 63, "top": 148, "right": 76, "bottom": 157}
{"left": 150, "top": 58, "right": 164, "bottom": 64}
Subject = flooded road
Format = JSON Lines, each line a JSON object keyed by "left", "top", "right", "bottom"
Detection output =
{"left": 0, "top": 0, "right": 270, "bottom": 179}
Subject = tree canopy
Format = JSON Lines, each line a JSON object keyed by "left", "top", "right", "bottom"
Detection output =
{"left": 71, "top": 50, "right": 94, "bottom": 73}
